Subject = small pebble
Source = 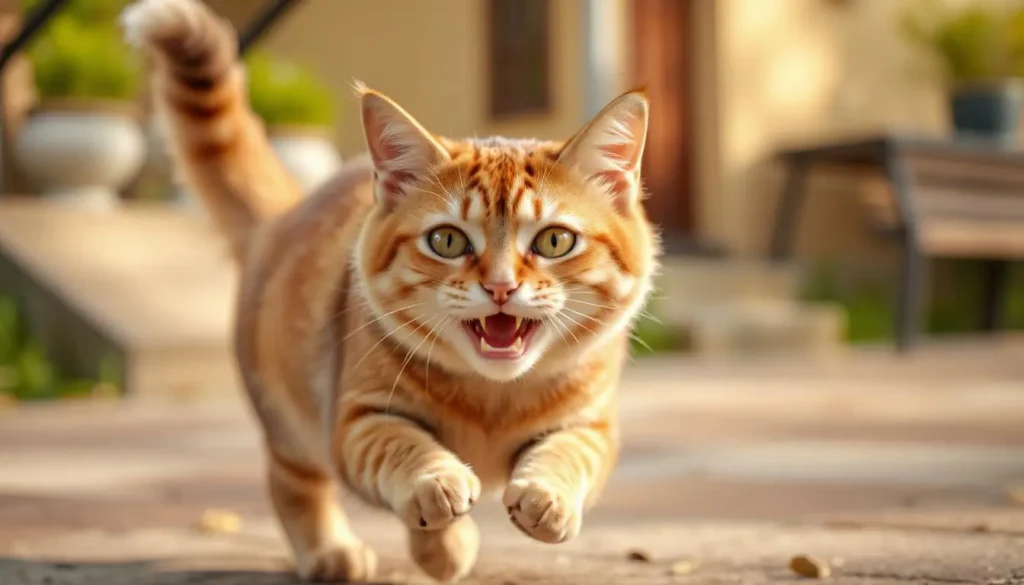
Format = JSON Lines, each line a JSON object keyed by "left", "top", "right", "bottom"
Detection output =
{"left": 668, "top": 559, "right": 698, "bottom": 575}
{"left": 789, "top": 554, "right": 831, "bottom": 579}
{"left": 197, "top": 508, "right": 241, "bottom": 534}
{"left": 627, "top": 548, "right": 653, "bottom": 562}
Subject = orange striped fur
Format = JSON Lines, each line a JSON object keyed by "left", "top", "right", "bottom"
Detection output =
{"left": 123, "top": 0, "right": 660, "bottom": 582}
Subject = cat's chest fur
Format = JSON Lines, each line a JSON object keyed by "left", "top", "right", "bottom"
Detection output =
{"left": 435, "top": 421, "right": 526, "bottom": 489}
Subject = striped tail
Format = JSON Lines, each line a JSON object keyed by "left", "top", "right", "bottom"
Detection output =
{"left": 121, "top": 0, "right": 303, "bottom": 262}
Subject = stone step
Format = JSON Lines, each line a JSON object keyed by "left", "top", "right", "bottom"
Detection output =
{"left": 655, "top": 256, "right": 803, "bottom": 308}
{"left": 655, "top": 257, "right": 845, "bottom": 356}
{"left": 0, "top": 199, "right": 239, "bottom": 400}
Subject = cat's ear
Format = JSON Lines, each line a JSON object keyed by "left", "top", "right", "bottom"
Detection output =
{"left": 557, "top": 89, "right": 649, "bottom": 211}
{"left": 356, "top": 82, "right": 449, "bottom": 208}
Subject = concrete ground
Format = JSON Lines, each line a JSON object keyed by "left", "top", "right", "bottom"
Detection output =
{"left": 1, "top": 337, "right": 1023, "bottom": 584}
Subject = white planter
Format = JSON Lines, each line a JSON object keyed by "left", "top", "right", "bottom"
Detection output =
{"left": 14, "top": 100, "right": 146, "bottom": 211}
{"left": 268, "top": 125, "right": 341, "bottom": 194}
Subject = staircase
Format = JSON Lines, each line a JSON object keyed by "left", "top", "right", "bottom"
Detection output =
{"left": 0, "top": 199, "right": 240, "bottom": 401}
{"left": 654, "top": 256, "right": 847, "bottom": 356}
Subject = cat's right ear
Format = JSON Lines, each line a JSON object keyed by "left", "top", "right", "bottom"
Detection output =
{"left": 356, "top": 82, "right": 449, "bottom": 209}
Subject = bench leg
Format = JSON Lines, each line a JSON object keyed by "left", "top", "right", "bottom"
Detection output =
{"left": 979, "top": 260, "right": 1010, "bottom": 332}
{"left": 769, "top": 158, "right": 809, "bottom": 260}
{"left": 895, "top": 241, "right": 928, "bottom": 353}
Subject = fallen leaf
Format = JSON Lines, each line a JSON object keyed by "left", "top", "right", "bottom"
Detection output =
{"left": 197, "top": 509, "right": 241, "bottom": 534}
{"left": 0, "top": 393, "right": 16, "bottom": 411}
{"left": 627, "top": 548, "right": 653, "bottom": 562}
{"left": 789, "top": 554, "right": 831, "bottom": 579}
{"left": 1006, "top": 485, "right": 1024, "bottom": 505}
{"left": 669, "top": 559, "right": 698, "bottom": 575}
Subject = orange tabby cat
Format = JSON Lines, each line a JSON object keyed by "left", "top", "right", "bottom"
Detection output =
{"left": 122, "top": 0, "right": 660, "bottom": 581}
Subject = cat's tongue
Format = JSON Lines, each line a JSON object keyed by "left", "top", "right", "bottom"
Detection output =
{"left": 483, "top": 314, "right": 519, "bottom": 347}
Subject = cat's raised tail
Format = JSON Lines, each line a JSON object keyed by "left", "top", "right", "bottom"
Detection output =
{"left": 121, "top": 0, "right": 303, "bottom": 262}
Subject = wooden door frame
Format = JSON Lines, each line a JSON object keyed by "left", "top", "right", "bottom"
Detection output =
{"left": 631, "top": 0, "right": 720, "bottom": 254}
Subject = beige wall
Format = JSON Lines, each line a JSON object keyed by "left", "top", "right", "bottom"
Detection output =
{"left": 704, "top": 0, "right": 1018, "bottom": 267}
{"left": 213, "top": 0, "right": 590, "bottom": 158}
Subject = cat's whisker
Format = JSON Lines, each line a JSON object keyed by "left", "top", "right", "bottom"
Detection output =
{"left": 543, "top": 314, "right": 571, "bottom": 348}
{"left": 551, "top": 313, "right": 582, "bottom": 345}
{"left": 564, "top": 296, "right": 662, "bottom": 324}
{"left": 350, "top": 313, "right": 423, "bottom": 370}
{"left": 423, "top": 315, "right": 452, "bottom": 394}
{"left": 562, "top": 306, "right": 608, "bottom": 327}
{"left": 557, "top": 310, "right": 597, "bottom": 337}
{"left": 341, "top": 303, "right": 423, "bottom": 343}
{"left": 628, "top": 332, "right": 655, "bottom": 354}
{"left": 385, "top": 314, "right": 447, "bottom": 424}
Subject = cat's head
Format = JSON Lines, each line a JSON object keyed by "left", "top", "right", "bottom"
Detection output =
{"left": 353, "top": 84, "right": 660, "bottom": 382}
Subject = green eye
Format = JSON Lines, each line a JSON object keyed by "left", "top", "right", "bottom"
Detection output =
{"left": 427, "top": 226, "right": 471, "bottom": 258}
{"left": 532, "top": 227, "right": 577, "bottom": 259}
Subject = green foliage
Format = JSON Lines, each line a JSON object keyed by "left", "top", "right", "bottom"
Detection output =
{"left": 245, "top": 51, "right": 336, "bottom": 128}
{"left": 23, "top": 0, "right": 139, "bottom": 100}
{"left": 901, "top": 0, "right": 1024, "bottom": 84}
{"left": 802, "top": 260, "right": 1024, "bottom": 344}
{"left": 630, "top": 315, "right": 678, "bottom": 355}
{"left": 0, "top": 295, "right": 121, "bottom": 402}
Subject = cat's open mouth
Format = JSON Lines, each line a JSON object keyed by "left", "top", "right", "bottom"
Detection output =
{"left": 462, "top": 314, "right": 540, "bottom": 359}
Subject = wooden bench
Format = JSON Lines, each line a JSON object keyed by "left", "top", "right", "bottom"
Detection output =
{"left": 769, "top": 134, "right": 1024, "bottom": 352}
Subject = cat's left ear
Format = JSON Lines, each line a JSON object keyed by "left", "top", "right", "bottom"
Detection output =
{"left": 356, "top": 82, "right": 450, "bottom": 209}
{"left": 557, "top": 90, "right": 649, "bottom": 211}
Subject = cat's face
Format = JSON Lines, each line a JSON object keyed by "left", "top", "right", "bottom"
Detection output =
{"left": 354, "top": 86, "right": 658, "bottom": 382}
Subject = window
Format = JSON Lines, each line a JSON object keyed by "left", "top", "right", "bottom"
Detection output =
{"left": 487, "top": 0, "right": 551, "bottom": 119}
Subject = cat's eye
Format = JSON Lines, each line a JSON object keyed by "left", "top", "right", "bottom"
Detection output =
{"left": 427, "top": 226, "right": 472, "bottom": 258}
{"left": 532, "top": 226, "right": 577, "bottom": 259}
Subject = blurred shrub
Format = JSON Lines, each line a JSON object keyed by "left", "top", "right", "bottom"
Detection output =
{"left": 0, "top": 295, "right": 122, "bottom": 401}
{"left": 245, "top": 51, "right": 336, "bottom": 128}
{"left": 901, "top": 0, "right": 1024, "bottom": 84}
{"left": 630, "top": 314, "right": 678, "bottom": 356}
{"left": 23, "top": 0, "right": 139, "bottom": 101}
{"left": 802, "top": 260, "right": 1024, "bottom": 343}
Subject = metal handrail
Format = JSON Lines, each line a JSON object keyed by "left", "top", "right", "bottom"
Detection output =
{"left": 238, "top": 0, "right": 302, "bottom": 55}
{"left": 0, "top": 0, "right": 68, "bottom": 73}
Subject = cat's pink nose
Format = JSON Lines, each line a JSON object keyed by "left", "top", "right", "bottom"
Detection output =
{"left": 482, "top": 281, "right": 519, "bottom": 304}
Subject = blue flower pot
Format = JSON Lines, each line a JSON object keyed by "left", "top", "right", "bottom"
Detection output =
{"left": 950, "top": 80, "right": 1024, "bottom": 143}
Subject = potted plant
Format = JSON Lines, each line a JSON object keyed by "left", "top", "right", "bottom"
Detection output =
{"left": 901, "top": 0, "right": 1024, "bottom": 143}
{"left": 246, "top": 51, "right": 340, "bottom": 193}
{"left": 13, "top": 0, "right": 144, "bottom": 210}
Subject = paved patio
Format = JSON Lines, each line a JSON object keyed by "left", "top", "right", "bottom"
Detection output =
{"left": 1, "top": 337, "right": 1023, "bottom": 584}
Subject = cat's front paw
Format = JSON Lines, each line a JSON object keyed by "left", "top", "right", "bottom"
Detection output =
{"left": 503, "top": 478, "right": 582, "bottom": 544}
{"left": 398, "top": 465, "right": 481, "bottom": 531}
{"left": 296, "top": 541, "right": 377, "bottom": 583}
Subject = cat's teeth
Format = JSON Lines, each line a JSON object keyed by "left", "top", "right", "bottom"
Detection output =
{"left": 478, "top": 318, "right": 487, "bottom": 334}
{"left": 480, "top": 336, "right": 525, "bottom": 353}
{"left": 514, "top": 316, "right": 522, "bottom": 330}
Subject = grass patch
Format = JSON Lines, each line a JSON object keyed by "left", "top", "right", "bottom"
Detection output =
{"left": 0, "top": 295, "right": 122, "bottom": 402}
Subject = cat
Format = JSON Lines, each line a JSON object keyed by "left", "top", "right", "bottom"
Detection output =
{"left": 121, "top": 0, "right": 660, "bottom": 581}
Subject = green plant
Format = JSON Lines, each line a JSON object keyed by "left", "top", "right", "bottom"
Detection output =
{"left": 0, "top": 295, "right": 122, "bottom": 401}
{"left": 801, "top": 260, "right": 1024, "bottom": 344}
{"left": 23, "top": 0, "right": 139, "bottom": 100}
{"left": 245, "top": 51, "right": 336, "bottom": 127}
{"left": 900, "top": 0, "right": 1024, "bottom": 85}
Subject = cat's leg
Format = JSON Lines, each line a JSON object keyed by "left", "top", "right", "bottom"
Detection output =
{"left": 408, "top": 515, "right": 480, "bottom": 582}
{"left": 503, "top": 419, "right": 619, "bottom": 544}
{"left": 267, "top": 446, "right": 377, "bottom": 582}
{"left": 333, "top": 408, "right": 481, "bottom": 581}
